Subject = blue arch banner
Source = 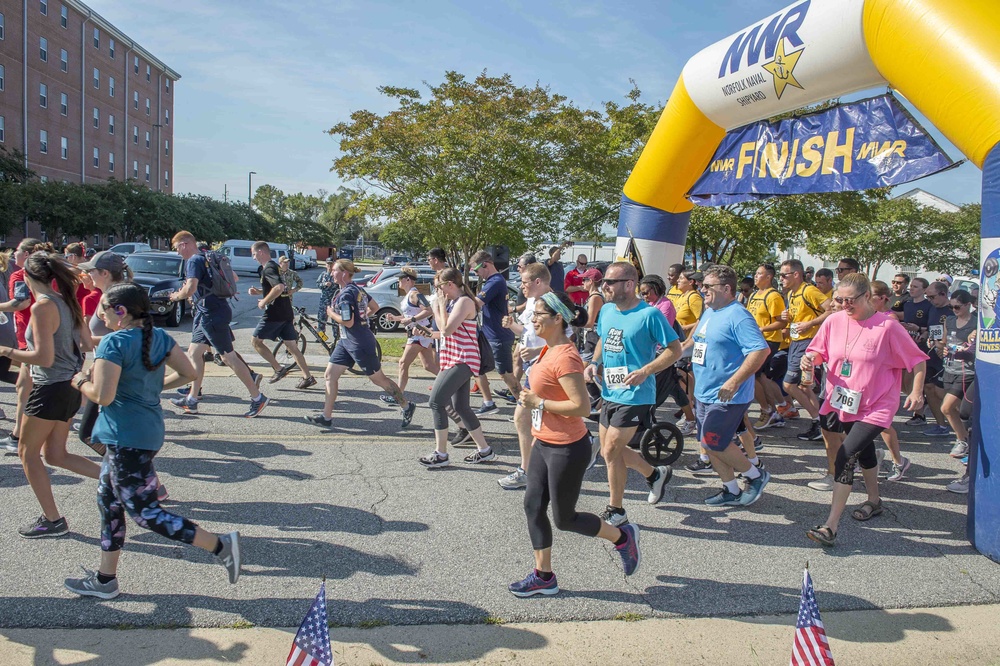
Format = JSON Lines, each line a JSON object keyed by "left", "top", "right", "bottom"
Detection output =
{"left": 688, "top": 94, "right": 956, "bottom": 206}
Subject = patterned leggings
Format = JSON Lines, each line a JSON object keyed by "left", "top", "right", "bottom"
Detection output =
{"left": 99, "top": 445, "right": 198, "bottom": 552}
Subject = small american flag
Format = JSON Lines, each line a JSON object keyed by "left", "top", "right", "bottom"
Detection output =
{"left": 791, "top": 569, "right": 835, "bottom": 666}
{"left": 287, "top": 582, "right": 333, "bottom": 666}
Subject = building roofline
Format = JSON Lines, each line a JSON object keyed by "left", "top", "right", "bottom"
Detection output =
{"left": 894, "top": 187, "right": 960, "bottom": 212}
{"left": 66, "top": 0, "right": 181, "bottom": 81}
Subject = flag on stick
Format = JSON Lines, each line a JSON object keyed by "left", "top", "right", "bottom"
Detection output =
{"left": 791, "top": 568, "right": 835, "bottom": 666}
{"left": 619, "top": 226, "right": 645, "bottom": 281}
{"left": 287, "top": 582, "right": 333, "bottom": 666}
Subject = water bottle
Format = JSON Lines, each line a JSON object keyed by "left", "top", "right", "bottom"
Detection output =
{"left": 800, "top": 365, "right": 814, "bottom": 387}
{"left": 946, "top": 329, "right": 960, "bottom": 367}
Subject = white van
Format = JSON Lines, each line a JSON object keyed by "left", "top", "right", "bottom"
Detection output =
{"left": 219, "top": 240, "right": 293, "bottom": 275}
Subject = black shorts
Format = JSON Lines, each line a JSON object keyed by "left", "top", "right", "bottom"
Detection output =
{"left": 599, "top": 401, "right": 653, "bottom": 430}
{"left": 253, "top": 319, "right": 298, "bottom": 341}
{"left": 942, "top": 373, "right": 973, "bottom": 398}
{"left": 192, "top": 312, "right": 234, "bottom": 355}
{"left": 767, "top": 348, "right": 788, "bottom": 384}
{"left": 329, "top": 340, "right": 381, "bottom": 376}
{"left": 755, "top": 341, "right": 780, "bottom": 378}
{"left": 487, "top": 339, "right": 514, "bottom": 375}
{"left": 25, "top": 380, "right": 82, "bottom": 422}
{"left": 820, "top": 410, "right": 843, "bottom": 433}
{"left": 783, "top": 339, "right": 812, "bottom": 385}
{"left": 926, "top": 360, "right": 944, "bottom": 388}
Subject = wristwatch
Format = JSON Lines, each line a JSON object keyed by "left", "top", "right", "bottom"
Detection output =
{"left": 75, "top": 376, "right": 88, "bottom": 389}
{"left": 538, "top": 399, "right": 546, "bottom": 412}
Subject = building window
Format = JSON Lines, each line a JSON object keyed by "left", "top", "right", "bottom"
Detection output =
{"left": 40, "top": 130, "right": 48, "bottom": 154}
{"left": 40, "top": 176, "right": 48, "bottom": 184}
{"left": 164, "top": 170, "right": 169, "bottom": 186}
{"left": 144, "top": 164, "right": 149, "bottom": 182}
{"left": 40, "top": 0, "right": 47, "bottom": 16}
{"left": 40, "top": 37, "right": 47, "bottom": 62}
{"left": 108, "top": 76, "right": 115, "bottom": 97}
{"left": 0, "top": 116, "right": 5, "bottom": 143}
{"left": 60, "top": 5, "right": 66, "bottom": 28}
{"left": 132, "top": 160, "right": 137, "bottom": 178}
{"left": 165, "top": 109, "right": 170, "bottom": 125}
{"left": 60, "top": 48, "right": 67, "bottom": 71}
{"left": 92, "top": 107, "right": 98, "bottom": 128}
{"left": 145, "top": 98, "right": 150, "bottom": 116}
{"left": 133, "top": 91, "right": 138, "bottom": 110}
{"left": 108, "top": 152, "right": 114, "bottom": 172}
{"left": 0, "top": 65, "right": 4, "bottom": 91}
{"left": 146, "top": 64, "right": 150, "bottom": 82}
{"left": 144, "top": 131, "right": 150, "bottom": 148}
{"left": 107, "top": 235, "right": 115, "bottom": 246}
{"left": 108, "top": 114, "right": 114, "bottom": 135}
{"left": 133, "top": 126, "right": 138, "bottom": 144}
{"left": 133, "top": 56, "right": 139, "bottom": 74}
{"left": 93, "top": 234, "right": 99, "bottom": 246}
{"left": 93, "top": 27, "right": 99, "bottom": 48}
{"left": 92, "top": 147, "right": 98, "bottom": 167}
{"left": 109, "top": 38, "right": 115, "bottom": 58}
{"left": 60, "top": 136, "right": 67, "bottom": 159}
{"left": 60, "top": 92, "right": 67, "bottom": 115}
{"left": 165, "top": 78, "right": 171, "bottom": 93}
{"left": 93, "top": 67, "right": 99, "bottom": 89}
{"left": 0, "top": 13, "right": 5, "bottom": 40}
{"left": 39, "top": 83, "right": 47, "bottom": 108}
{"left": 164, "top": 139, "right": 169, "bottom": 156}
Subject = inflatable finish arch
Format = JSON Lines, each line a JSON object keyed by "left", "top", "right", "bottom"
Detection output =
{"left": 616, "top": 0, "right": 1000, "bottom": 561}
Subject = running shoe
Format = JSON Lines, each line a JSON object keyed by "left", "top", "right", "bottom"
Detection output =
{"left": 886, "top": 457, "right": 911, "bottom": 482}
{"left": 923, "top": 425, "right": 953, "bottom": 437}
{"left": 244, "top": 395, "right": 269, "bottom": 418}
{"left": 905, "top": 413, "right": 926, "bottom": 426}
{"left": 268, "top": 363, "right": 296, "bottom": 384}
{"left": 753, "top": 410, "right": 773, "bottom": 429}
{"left": 646, "top": 465, "right": 672, "bottom": 505}
{"left": 64, "top": 567, "right": 120, "bottom": 600}
{"left": 494, "top": 388, "right": 518, "bottom": 404}
{"left": 776, "top": 403, "right": 799, "bottom": 420}
{"left": 739, "top": 435, "right": 764, "bottom": 454}
{"left": 739, "top": 470, "right": 771, "bottom": 506}
{"left": 450, "top": 428, "right": 473, "bottom": 446}
{"left": 419, "top": 451, "right": 450, "bottom": 468}
{"left": 474, "top": 402, "right": 498, "bottom": 415}
{"left": 796, "top": 420, "right": 823, "bottom": 441}
{"left": 950, "top": 440, "right": 970, "bottom": 458}
{"left": 677, "top": 420, "right": 697, "bottom": 436}
{"left": 705, "top": 487, "right": 744, "bottom": 506}
{"left": 685, "top": 458, "right": 715, "bottom": 477}
{"left": 508, "top": 570, "right": 559, "bottom": 597}
{"left": 296, "top": 376, "right": 318, "bottom": 390}
{"left": 762, "top": 411, "right": 785, "bottom": 429}
{"left": 1, "top": 434, "right": 18, "bottom": 453}
{"left": 378, "top": 394, "right": 398, "bottom": 406}
{"left": 304, "top": 413, "right": 333, "bottom": 428}
{"left": 170, "top": 396, "right": 199, "bottom": 414}
{"left": 176, "top": 386, "right": 204, "bottom": 398}
{"left": 807, "top": 474, "right": 834, "bottom": 491}
{"left": 251, "top": 371, "right": 263, "bottom": 391}
{"left": 947, "top": 473, "right": 969, "bottom": 494}
{"left": 615, "top": 523, "right": 641, "bottom": 576}
{"left": 401, "top": 402, "right": 417, "bottom": 428}
{"left": 601, "top": 505, "right": 629, "bottom": 527}
{"left": 19, "top": 515, "right": 68, "bottom": 539}
{"left": 498, "top": 468, "right": 527, "bottom": 490}
{"left": 216, "top": 531, "right": 241, "bottom": 584}
{"left": 464, "top": 448, "right": 496, "bottom": 464}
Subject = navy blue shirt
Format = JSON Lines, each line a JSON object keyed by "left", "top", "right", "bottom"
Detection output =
{"left": 547, "top": 259, "right": 566, "bottom": 295}
{"left": 334, "top": 283, "right": 377, "bottom": 352}
{"left": 477, "top": 272, "right": 514, "bottom": 343}
{"left": 185, "top": 255, "right": 228, "bottom": 317}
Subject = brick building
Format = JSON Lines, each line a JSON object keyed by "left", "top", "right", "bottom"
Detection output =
{"left": 0, "top": 0, "right": 179, "bottom": 248}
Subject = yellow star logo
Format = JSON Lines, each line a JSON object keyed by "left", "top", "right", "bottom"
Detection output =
{"left": 761, "top": 37, "right": 804, "bottom": 99}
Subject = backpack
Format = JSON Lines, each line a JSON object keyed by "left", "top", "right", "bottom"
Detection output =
{"left": 204, "top": 251, "right": 238, "bottom": 299}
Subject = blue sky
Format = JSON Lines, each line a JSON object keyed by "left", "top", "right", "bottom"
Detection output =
{"left": 88, "top": 0, "right": 983, "bottom": 207}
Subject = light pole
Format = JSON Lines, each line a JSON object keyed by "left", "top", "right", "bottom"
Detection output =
{"left": 248, "top": 171, "right": 257, "bottom": 209}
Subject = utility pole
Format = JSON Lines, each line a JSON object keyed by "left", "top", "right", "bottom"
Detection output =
{"left": 224, "top": 184, "right": 228, "bottom": 203}
{"left": 248, "top": 171, "right": 257, "bottom": 209}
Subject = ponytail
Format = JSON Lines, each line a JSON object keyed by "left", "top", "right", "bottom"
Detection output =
{"left": 105, "top": 283, "right": 166, "bottom": 371}
{"left": 140, "top": 316, "right": 166, "bottom": 371}
{"left": 24, "top": 253, "right": 85, "bottom": 329}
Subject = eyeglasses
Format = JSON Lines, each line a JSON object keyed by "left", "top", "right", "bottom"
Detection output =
{"left": 835, "top": 267, "right": 852, "bottom": 273}
{"left": 701, "top": 282, "right": 725, "bottom": 291}
{"left": 778, "top": 272, "right": 793, "bottom": 279}
{"left": 638, "top": 290, "right": 652, "bottom": 296}
{"left": 951, "top": 304, "right": 965, "bottom": 311}
{"left": 602, "top": 278, "right": 631, "bottom": 285}
{"left": 471, "top": 263, "right": 485, "bottom": 271}
{"left": 891, "top": 280, "right": 906, "bottom": 285}
{"left": 530, "top": 310, "right": 551, "bottom": 320}
{"left": 833, "top": 295, "right": 863, "bottom": 305}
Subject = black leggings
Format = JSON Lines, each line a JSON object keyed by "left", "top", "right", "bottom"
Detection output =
{"left": 834, "top": 420, "right": 885, "bottom": 485}
{"left": 78, "top": 399, "right": 99, "bottom": 443}
{"left": 523, "top": 434, "right": 601, "bottom": 550}
{"left": 428, "top": 364, "right": 481, "bottom": 431}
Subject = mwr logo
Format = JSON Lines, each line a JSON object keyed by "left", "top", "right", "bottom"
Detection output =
{"left": 718, "top": 0, "right": 810, "bottom": 86}
{"left": 605, "top": 328, "right": 625, "bottom": 354}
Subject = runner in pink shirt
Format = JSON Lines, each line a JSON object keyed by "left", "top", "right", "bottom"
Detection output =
{"left": 801, "top": 273, "right": 927, "bottom": 547}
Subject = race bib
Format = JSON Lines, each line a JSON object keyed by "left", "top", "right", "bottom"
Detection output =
{"left": 830, "top": 385, "right": 862, "bottom": 415}
{"left": 692, "top": 341, "right": 707, "bottom": 366}
{"left": 531, "top": 408, "right": 542, "bottom": 430}
{"left": 929, "top": 325, "right": 944, "bottom": 341}
{"left": 604, "top": 365, "right": 629, "bottom": 390}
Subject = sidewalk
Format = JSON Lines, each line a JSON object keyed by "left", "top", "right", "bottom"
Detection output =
{"left": 3, "top": 604, "right": 998, "bottom": 665}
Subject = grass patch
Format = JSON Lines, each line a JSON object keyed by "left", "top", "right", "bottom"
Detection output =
{"left": 613, "top": 612, "right": 645, "bottom": 622}
{"left": 224, "top": 619, "right": 255, "bottom": 629}
{"left": 483, "top": 616, "right": 506, "bottom": 625}
{"left": 356, "top": 619, "right": 389, "bottom": 629}
{"left": 378, "top": 336, "right": 407, "bottom": 359}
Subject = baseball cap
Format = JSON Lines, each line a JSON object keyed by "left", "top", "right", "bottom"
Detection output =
{"left": 581, "top": 268, "right": 603, "bottom": 281}
{"left": 78, "top": 250, "right": 125, "bottom": 272}
{"left": 938, "top": 273, "right": 953, "bottom": 285}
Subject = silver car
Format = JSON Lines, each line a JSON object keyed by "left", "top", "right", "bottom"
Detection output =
{"left": 362, "top": 269, "right": 437, "bottom": 332}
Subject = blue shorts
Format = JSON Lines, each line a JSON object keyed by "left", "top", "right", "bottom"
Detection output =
{"left": 329, "top": 340, "right": 381, "bottom": 376}
{"left": 253, "top": 319, "right": 297, "bottom": 341}
{"left": 192, "top": 311, "right": 234, "bottom": 355}
{"left": 695, "top": 400, "right": 750, "bottom": 452}
{"left": 488, "top": 338, "right": 514, "bottom": 375}
{"left": 783, "top": 339, "right": 811, "bottom": 385}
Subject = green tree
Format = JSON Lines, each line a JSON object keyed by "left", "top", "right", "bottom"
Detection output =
{"left": 329, "top": 70, "right": 572, "bottom": 265}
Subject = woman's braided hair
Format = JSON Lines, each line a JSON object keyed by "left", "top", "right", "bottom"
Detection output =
{"left": 104, "top": 283, "right": 166, "bottom": 371}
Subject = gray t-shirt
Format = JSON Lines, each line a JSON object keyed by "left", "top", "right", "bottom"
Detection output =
{"left": 942, "top": 314, "right": 976, "bottom": 378}
{"left": 25, "top": 293, "right": 83, "bottom": 385}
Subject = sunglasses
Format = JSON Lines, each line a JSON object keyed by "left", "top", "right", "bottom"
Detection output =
{"left": 834, "top": 295, "right": 863, "bottom": 305}
{"left": 891, "top": 280, "right": 906, "bottom": 285}
{"left": 603, "top": 278, "right": 631, "bottom": 285}
{"left": 951, "top": 304, "right": 965, "bottom": 311}
{"left": 638, "top": 290, "right": 653, "bottom": 296}
{"left": 471, "top": 263, "right": 485, "bottom": 271}
{"left": 778, "top": 272, "right": 793, "bottom": 278}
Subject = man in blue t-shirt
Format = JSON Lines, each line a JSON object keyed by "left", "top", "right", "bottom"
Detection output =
{"left": 470, "top": 250, "right": 520, "bottom": 414}
{"left": 686, "top": 265, "right": 771, "bottom": 508}
{"left": 583, "top": 261, "right": 682, "bottom": 527}
{"left": 167, "top": 231, "right": 268, "bottom": 418}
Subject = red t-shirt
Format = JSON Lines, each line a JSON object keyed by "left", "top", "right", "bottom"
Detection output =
{"left": 564, "top": 268, "right": 587, "bottom": 306}
{"left": 8, "top": 269, "right": 35, "bottom": 350}
{"left": 82, "top": 286, "right": 102, "bottom": 318}
{"left": 529, "top": 343, "right": 589, "bottom": 444}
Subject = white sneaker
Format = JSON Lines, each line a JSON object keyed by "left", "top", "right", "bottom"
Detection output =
{"left": 678, "top": 420, "right": 697, "bottom": 436}
{"left": 807, "top": 473, "right": 834, "bottom": 491}
{"left": 498, "top": 468, "right": 528, "bottom": 490}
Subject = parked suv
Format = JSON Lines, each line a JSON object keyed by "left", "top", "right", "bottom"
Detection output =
{"left": 125, "top": 252, "right": 188, "bottom": 327}
{"left": 109, "top": 242, "right": 152, "bottom": 256}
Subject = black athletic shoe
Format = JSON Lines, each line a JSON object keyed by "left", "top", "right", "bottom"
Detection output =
{"left": 401, "top": 402, "right": 416, "bottom": 428}
{"left": 796, "top": 421, "right": 823, "bottom": 442}
{"left": 305, "top": 413, "right": 333, "bottom": 428}
{"left": 19, "top": 515, "right": 68, "bottom": 539}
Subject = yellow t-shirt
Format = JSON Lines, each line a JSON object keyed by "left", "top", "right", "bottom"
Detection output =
{"left": 822, "top": 289, "right": 833, "bottom": 301}
{"left": 747, "top": 288, "right": 786, "bottom": 343}
{"left": 666, "top": 285, "right": 683, "bottom": 305}
{"left": 787, "top": 283, "right": 828, "bottom": 341}
{"left": 674, "top": 290, "right": 704, "bottom": 328}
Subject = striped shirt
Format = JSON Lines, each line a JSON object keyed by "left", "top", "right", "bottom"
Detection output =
{"left": 440, "top": 309, "right": 480, "bottom": 375}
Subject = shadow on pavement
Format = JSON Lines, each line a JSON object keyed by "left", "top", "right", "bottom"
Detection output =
{"left": 153, "top": 456, "right": 313, "bottom": 483}
{"left": 178, "top": 500, "right": 429, "bottom": 536}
